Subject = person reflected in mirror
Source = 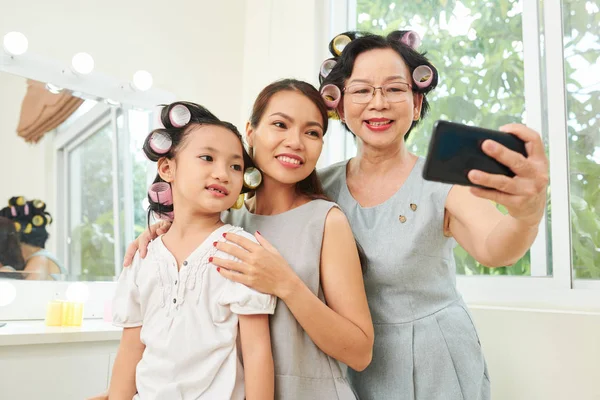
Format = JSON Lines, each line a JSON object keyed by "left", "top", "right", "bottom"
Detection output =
{"left": 0, "top": 216, "right": 26, "bottom": 279}
{"left": 0, "top": 197, "right": 65, "bottom": 280}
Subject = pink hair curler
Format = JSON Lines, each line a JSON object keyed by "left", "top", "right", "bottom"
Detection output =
{"left": 149, "top": 131, "right": 173, "bottom": 155}
{"left": 401, "top": 31, "right": 422, "bottom": 50}
{"left": 320, "top": 84, "right": 342, "bottom": 109}
{"left": 412, "top": 65, "right": 433, "bottom": 88}
{"left": 320, "top": 58, "right": 337, "bottom": 78}
{"left": 148, "top": 182, "right": 173, "bottom": 206}
{"left": 169, "top": 104, "right": 192, "bottom": 128}
{"left": 10, "top": 206, "right": 16, "bottom": 217}
{"left": 24, "top": 203, "right": 29, "bottom": 216}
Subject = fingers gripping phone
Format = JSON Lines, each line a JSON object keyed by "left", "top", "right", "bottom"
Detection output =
{"left": 422, "top": 120, "right": 528, "bottom": 188}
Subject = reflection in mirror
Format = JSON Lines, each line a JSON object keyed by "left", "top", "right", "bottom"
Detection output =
{"left": 0, "top": 71, "right": 155, "bottom": 282}
{"left": 0, "top": 199, "right": 62, "bottom": 280}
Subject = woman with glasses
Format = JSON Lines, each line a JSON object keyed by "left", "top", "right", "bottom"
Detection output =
{"left": 315, "top": 31, "right": 548, "bottom": 400}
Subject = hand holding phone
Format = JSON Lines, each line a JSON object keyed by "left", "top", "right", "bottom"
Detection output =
{"left": 422, "top": 120, "right": 528, "bottom": 188}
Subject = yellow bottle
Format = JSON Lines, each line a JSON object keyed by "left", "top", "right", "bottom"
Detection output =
{"left": 60, "top": 301, "right": 84, "bottom": 326}
{"left": 45, "top": 300, "right": 63, "bottom": 326}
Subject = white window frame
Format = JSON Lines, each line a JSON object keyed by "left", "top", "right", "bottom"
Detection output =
{"left": 55, "top": 103, "right": 111, "bottom": 275}
{"left": 337, "top": 0, "right": 600, "bottom": 311}
{"left": 55, "top": 105, "right": 155, "bottom": 279}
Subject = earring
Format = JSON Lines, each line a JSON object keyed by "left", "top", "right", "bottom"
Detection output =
{"left": 231, "top": 193, "right": 245, "bottom": 210}
{"left": 243, "top": 167, "right": 262, "bottom": 189}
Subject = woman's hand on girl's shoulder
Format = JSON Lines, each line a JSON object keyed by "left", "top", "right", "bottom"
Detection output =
{"left": 213, "top": 232, "right": 299, "bottom": 299}
{"left": 123, "top": 220, "right": 172, "bottom": 267}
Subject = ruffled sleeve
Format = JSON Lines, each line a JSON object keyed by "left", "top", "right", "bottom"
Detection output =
{"left": 220, "top": 279, "right": 277, "bottom": 315}
{"left": 218, "top": 230, "right": 276, "bottom": 315}
{"left": 112, "top": 253, "right": 143, "bottom": 327}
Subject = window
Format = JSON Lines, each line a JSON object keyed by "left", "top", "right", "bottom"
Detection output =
{"left": 56, "top": 104, "right": 154, "bottom": 280}
{"left": 67, "top": 120, "right": 116, "bottom": 279}
{"left": 563, "top": 0, "right": 600, "bottom": 280}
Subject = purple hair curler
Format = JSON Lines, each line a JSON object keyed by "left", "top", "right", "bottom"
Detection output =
{"left": 169, "top": 104, "right": 192, "bottom": 128}
{"left": 320, "top": 84, "right": 342, "bottom": 109}
{"left": 401, "top": 31, "right": 422, "bottom": 50}
{"left": 412, "top": 65, "right": 433, "bottom": 88}
{"left": 320, "top": 58, "right": 337, "bottom": 78}
{"left": 149, "top": 131, "right": 173, "bottom": 155}
{"left": 148, "top": 182, "right": 173, "bottom": 206}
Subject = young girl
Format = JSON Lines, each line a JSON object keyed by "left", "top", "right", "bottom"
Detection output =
{"left": 109, "top": 102, "right": 276, "bottom": 400}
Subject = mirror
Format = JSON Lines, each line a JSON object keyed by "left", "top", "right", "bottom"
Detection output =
{"left": 0, "top": 71, "right": 156, "bottom": 282}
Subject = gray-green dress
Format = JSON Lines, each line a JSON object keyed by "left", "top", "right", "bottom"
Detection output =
{"left": 319, "top": 157, "right": 491, "bottom": 400}
{"left": 223, "top": 200, "right": 358, "bottom": 400}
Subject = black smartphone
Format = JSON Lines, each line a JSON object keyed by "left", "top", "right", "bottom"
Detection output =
{"left": 422, "top": 120, "right": 527, "bottom": 187}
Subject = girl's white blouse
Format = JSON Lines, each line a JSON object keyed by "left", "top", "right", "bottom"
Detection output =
{"left": 112, "top": 224, "right": 276, "bottom": 400}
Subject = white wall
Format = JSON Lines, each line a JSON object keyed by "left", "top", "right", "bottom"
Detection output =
{"left": 0, "top": 0, "right": 247, "bottom": 124}
{"left": 239, "top": 0, "right": 330, "bottom": 126}
{"left": 471, "top": 307, "right": 600, "bottom": 400}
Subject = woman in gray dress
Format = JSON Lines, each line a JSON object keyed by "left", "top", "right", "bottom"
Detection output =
{"left": 314, "top": 30, "right": 547, "bottom": 399}
{"left": 125, "top": 30, "right": 548, "bottom": 400}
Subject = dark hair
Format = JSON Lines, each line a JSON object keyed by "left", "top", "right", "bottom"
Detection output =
{"left": 0, "top": 216, "right": 25, "bottom": 272}
{"left": 249, "top": 79, "right": 329, "bottom": 201}
{"left": 0, "top": 197, "right": 52, "bottom": 248}
{"left": 144, "top": 101, "right": 254, "bottom": 220}
{"left": 320, "top": 30, "right": 439, "bottom": 141}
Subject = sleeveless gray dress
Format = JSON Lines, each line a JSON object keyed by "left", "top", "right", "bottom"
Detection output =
{"left": 319, "top": 157, "right": 491, "bottom": 400}
{"left": 223, "top": 199, "right": 358, "bottom": 400}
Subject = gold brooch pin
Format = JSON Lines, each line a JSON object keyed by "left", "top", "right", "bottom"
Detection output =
{"left": 410, "top": 203, "right": 417, "bottom": 211}
{"left": 399, "top": 215, "right": 407, "bottom": 223}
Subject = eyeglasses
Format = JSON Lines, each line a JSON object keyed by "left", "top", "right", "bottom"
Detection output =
{"left": 343, "top": 82, "right": 412, "bottom": 104}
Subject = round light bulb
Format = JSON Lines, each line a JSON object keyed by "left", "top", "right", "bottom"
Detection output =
{"left": 0, "top": 282, "right": 17, "bottom": 307}
{"left": 65, "top": 282, "right": 90, "bottom": 303}
{"left": 71, "top": 52, "right": 95, "bottom": 75}
{"left": 3, "top": 31, "right": 28, "bottom": 56}
{"left": 132, "top": 70, "right": 153, "bottom": 91}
